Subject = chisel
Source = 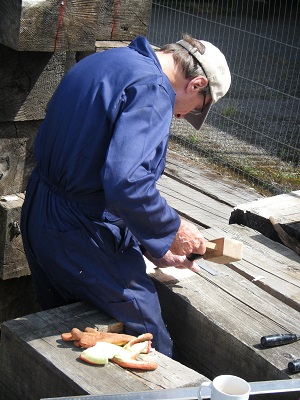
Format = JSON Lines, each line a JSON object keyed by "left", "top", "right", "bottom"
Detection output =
{"left": 261, "top": 333, "right": 300, "bottom": 347}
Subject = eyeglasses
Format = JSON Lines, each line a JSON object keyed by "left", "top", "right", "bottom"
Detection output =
{"left": 189, "top": 87, "right": 209, "bottom": 115}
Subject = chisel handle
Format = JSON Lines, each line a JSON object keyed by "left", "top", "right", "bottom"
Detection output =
{"left": 187, "top": 242, "right": 217, "bottom": 262}
{"left": 288, "top": 359, "right": 300, "bottom": 373}
{"left": 261, "top": 334, "right": 300, "bottom": 348}
{"left": 187, "top": 253, "right": 203, "bottom": 262}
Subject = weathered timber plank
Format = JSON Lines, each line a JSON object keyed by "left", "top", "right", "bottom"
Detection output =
{"left": 13, "top": 302, "right": 124, "bottom": 337}
{"left": 165, "top": 150, "right": 263, "bottom": 207}
{"left": 0, "top": 193, "right": 29, "bottom": 279}
{"left": 0, "top": 44, "right": 75, "bottom": 121}
{"left": 95, "top": 40, "right": 130, "bottom": 52}
{"left": 0, "top": 0, "right": 151, "bottom": 52}
{"left": 0, "top": 0, "right": 100, "bottom": 51}
{"left": 157, "top": 175, "right": 233, "bottom": 228}
{"left": 0, "top": 302, "right": 206, "bottom": 400}
{"left": 0, "top": 120, "right": 42, "bottom": 190}
{"left": 96, "top": 0, "right": 152, "bottom": 41}
{"left": 147, "top": 261, "right": 300, "bottom": 389}
{"left": 200, "top": 224, "right": 300, "bottom": 311}
{"left": 0, "top": 138, "right": 27, "bottom": 195}
{"left": 230, "top": 190, "right": 300, "bottom": 249}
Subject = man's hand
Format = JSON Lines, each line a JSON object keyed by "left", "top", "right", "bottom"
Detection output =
{"left": 144, "top": 250, "right": 201, "bottom": 273}
{"left": 169, "top": 219, "right": 206, "bottom": 256}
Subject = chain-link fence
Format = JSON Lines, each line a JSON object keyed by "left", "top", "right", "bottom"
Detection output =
{"left": 147, "top": 0, "right": 300, "bottom": 195}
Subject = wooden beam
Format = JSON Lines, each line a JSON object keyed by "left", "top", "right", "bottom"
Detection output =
{"left": 0, "top": 0, "right": 152, "bottom": 52}
{"left": 230, "top": 190, "right": 300, "bottom": 254}
{"left": 0, "top": 44, "right": 76, "bottom": 122}
{"left": 0, "top": 302, "right": 207, "bottom": 400}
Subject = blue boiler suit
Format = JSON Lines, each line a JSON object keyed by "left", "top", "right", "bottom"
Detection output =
{"left": 21, "top": 36, "right": 181, "bottom": 357}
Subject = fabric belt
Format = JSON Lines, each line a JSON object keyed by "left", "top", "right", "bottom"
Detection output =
{"left": 34, "top": 168, "right": 106, "bottom": 211}
{"left": 34, "top": 169, "right": 134, "bottom": 246}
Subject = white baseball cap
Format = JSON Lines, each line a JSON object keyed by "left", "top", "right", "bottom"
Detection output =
{"left": 177, "top": 39, "right": 231, "bottom": 130}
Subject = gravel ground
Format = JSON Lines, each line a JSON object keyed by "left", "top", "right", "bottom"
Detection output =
{"left": 169, "top": 118, "right": 299, "bottom": 195}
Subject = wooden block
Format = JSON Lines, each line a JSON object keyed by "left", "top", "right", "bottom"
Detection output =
{"left": 0, "top": 44, "right": 76, "bottom": 122}
{"left": 145, "top": 224, "right": 300, "bottom": 388}
{"left": 191, "top": 237, "right": 244, "bottom": 264}
{"left": 0, "top": 0, "right": 151, "bottom": 52}
{"left": 204, "top": 237, "right": 243, "bottom": 263}
{"left": 0, "top": 193, "right": 29, "bottom": 279}
{"left": 229, "top": 190, "right": 300, "bottom": 253}
{"left": 0, "top": 302, "right": 206, "bottom": 400}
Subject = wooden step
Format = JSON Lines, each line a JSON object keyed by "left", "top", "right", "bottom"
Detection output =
{"left": 0, "top": 302, "right": 207, "bottom": 400}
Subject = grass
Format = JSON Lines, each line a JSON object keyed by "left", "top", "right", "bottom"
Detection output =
{"left": 221, "top": 105, "right": 237, "bottom": 117}
{"left": 169, "top": 121, "right": 300, "bottom": 196}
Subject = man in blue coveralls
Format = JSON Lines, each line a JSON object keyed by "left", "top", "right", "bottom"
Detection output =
{"left": 21, "top": 34, "right": 231, "bottom": 358}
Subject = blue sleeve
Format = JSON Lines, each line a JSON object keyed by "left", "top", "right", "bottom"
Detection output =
{"left": 102, "top": 83, "right": 180, "bottom": 258}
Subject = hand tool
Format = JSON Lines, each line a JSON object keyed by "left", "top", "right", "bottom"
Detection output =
{"left": 288, "top": 359, "right": 300, "bottom": 373}
{"left": 187, "top": 237, "right": 243, "bottom": 264}
{"left": 42, "top": 379, "right": 300, "bottom": 399}
{"left": 260, "top": 333, "right": 300, "bottom": 347}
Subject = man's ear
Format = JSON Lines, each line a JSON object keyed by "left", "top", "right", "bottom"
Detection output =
{"left": 188, "top": 76, "right": 208, "bottom": 92}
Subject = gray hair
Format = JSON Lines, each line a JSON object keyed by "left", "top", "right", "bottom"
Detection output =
{"left": 159, "top": 33, "right": 208, "bottom": 81}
